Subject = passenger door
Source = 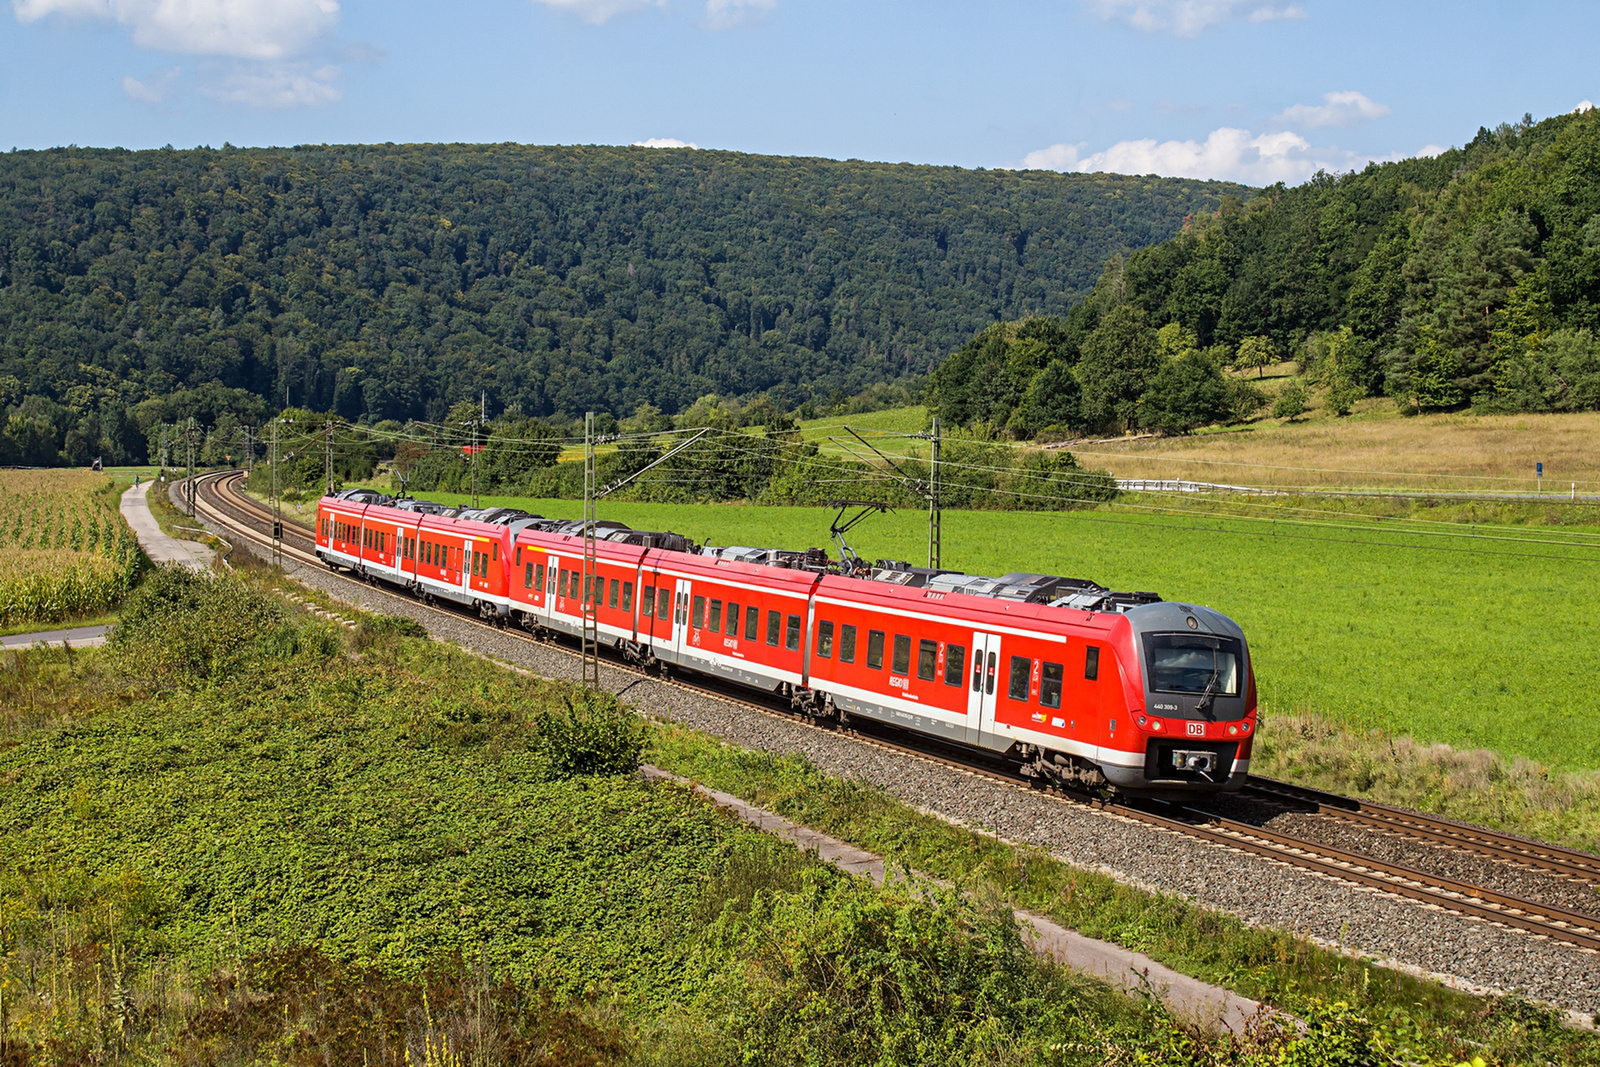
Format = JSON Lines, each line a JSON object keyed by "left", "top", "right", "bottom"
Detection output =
{"left": 967, "top": 631, "right": 1002, "bottom": 745}
{"left": 671, "top": 578, "right": 693, "bottom": 660}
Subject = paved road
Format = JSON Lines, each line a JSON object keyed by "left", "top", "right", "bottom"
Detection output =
{"left": 120, "top": 481, "right": 215, "bottom": 570}
{"left": 1, "top": 624, "right": 110, "bottom": 650}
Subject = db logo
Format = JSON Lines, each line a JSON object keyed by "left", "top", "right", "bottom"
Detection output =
{"left": 1186, "top": 721, "right": 1205, "bottom": 737}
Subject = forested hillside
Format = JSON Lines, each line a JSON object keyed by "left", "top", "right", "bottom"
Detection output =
{"left": 0, "top": 143, "right": 1239, "bottom": 465}
{"left": 930, "top": 107, "right": 1600, "bottom": 435}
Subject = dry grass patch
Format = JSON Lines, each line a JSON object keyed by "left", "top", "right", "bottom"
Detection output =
{"left": 1255, "top": 711, "right": 1600, "bottom": 855}
{"left": 1073, "top": 410, "right": 1600, "bottom": 493}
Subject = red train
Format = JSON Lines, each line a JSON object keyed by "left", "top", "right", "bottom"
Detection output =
{"left": 316, "top": 490, "right": 1256, "bottom": 792}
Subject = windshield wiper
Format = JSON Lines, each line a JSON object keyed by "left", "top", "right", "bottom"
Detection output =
{"left": 1195, "top": 669, "right": 1220, "bottom": 715}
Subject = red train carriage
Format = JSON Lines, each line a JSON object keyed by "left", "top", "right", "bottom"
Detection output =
{"left": 317, "top": 490, "right": 1255, "bottom": 792}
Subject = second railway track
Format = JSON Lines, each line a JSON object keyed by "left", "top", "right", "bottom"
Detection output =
{"left": 188, "top": 470, "right": 1600, "bottom": 956}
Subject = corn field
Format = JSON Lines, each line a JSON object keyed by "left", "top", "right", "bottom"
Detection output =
{"left": 0, "top": 470, "right": 144, "bottom": 627}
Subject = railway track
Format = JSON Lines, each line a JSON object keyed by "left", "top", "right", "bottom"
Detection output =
{"left": 187, "top": 470, "right": 1600, "bottom": 955}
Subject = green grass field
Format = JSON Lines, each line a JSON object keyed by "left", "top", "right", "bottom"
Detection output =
{"left": 425, "top": 490, "right": 1600, "bottom": 772}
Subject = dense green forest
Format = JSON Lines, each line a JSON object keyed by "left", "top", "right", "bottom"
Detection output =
{"left": 0, "top": 143, "right": 1240, "bottom": 465}
{"left": 930, "top": 107, "right": 1600, "bottom": 435}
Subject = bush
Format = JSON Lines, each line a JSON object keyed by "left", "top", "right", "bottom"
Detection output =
{"left": 1325, "top": 373, "right": 1364, "bottom": 417}
{"left": 1272, "top": 381, "right": 1310, "bottom": 421}
{"left": 692, "top": 875, "right": 1051, "bottom": 1067}
{"left": 1229, "top": 380, "right": 1268, "bottom": 420}
{"left": 536, "top": 692, "right": 644, "bottom": 778}
{"left": 110, "top": 566, "right": 298, "bottom": 686}
{"left": 354, "top": 612, "right": 430, "bottom": 650}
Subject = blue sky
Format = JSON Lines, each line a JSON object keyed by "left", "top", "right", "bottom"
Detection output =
{"left": 3, "top": 0, "right": 1596, "bottom": 184}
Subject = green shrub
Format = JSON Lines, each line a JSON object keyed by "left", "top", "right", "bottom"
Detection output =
{"left": 109, "top": 566, "right": 296, "bottom": 686}
{"left": 353, "top": 612, "right": 430, "bottom": 652}
{"left": 536, "top": 692, "right": 644, "bottom": 778}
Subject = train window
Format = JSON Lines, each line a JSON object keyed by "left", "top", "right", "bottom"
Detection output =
{"left": 642, "top": 585, "right": 655, "bottom": 617}
{"left": 1040, "top": 662, "right": 1064, "bottom": 708}
{"left": 516, "top": 546, "right": 522, "bottom": 566}
{"left": 1085, "top": 646, "right": 1100, "bottom": 681}
{"left": 609, "top": 579, "right": 619, "bottom": 610}
{"left": 658, "top": 588, "right": 671, "bottom": 620}
{"left": 972, "top": 653, "right": 982, "bottom": 692}
{"left": 536, "top": 563, "right": 545, "bottom": 592}
{"left": 726, "top": 602, "right": 740, "bottom": 636}
{"left": 1145, "top": 634, "right": 1240, "bottom": 696}
{"left": 622, "top": 582, "right": 633, "bottom": 612}
{"left": 525, "top": 562, "right": 533, "bottom": 589}
{"left": 816, "top": 621, "right": 834, "bottom": 658}
{"left": 492, "top": 543, "right": 498, "bottom": 561}
{"left": 709, "top": 599, "right": 723, "bottom": 631}
{"left": 839, "top": 624, "right": 857, "bottom": 663}
{"left": 766, "top": 610, "right": 781, "bottom": 646}
{"left": 867, "top": 630, "right": 885, "bottom": 669}
{"left": 917, "top": 639, "right": 937, "bottom": 681}
{"left": 692, "top": 596, "right": 706, "bottom": 629}
{"left": 986, "top": 652, "right": 997, "bottom": 696}
{"left": 785, "top": 614, "right": 802, "bottom": 651}
{"left": 891, "top": 635, "right": 912, "bottom": 675}
{"left": 1008, "top": 657, "right": 1031, "bottom": 701}
{"left": 744, "top": 605, "right": 759, "bottom": 641}
{"left": 945, "top": 644, "right": 965, "bottom": 686}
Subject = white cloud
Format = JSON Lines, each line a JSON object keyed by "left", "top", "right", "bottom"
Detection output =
{"left": 198, "top": 61, "right": 341, "bottom": 107}
{"left": 1273, "top": 90, "right": 1390, "bottom": 129}
{"left": 702, "top": 0, "right": 773, "bottom": 29}
{"left": 13, "top": 0, "right": 339, "bottom": 59}
{"left": 1088, "top": 0, "right": 1305, "bottom": 37}
{"left": 527, "top": 0, "right": 660, "bottom": 24}
{"left": 122, "top": 65, "right": 180, "bottom": 102}
{"left": 1016, "top": 124, "right": 1434, "bottom": 185}
{"left": 633, "top": 137, "right": 698, "bottom": 148}
{"left": 1020, "top": 143, "right": 1086, "bottom": 170}
{"left": 1576, "top": 100, "right": 1595, "bottom": 113}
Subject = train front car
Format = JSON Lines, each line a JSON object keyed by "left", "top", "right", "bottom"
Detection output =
{"left": 1100, "top": 601, "right": 1255, "bottom": 793}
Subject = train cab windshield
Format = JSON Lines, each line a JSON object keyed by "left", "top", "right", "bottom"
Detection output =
{"left": 1144, "top": 634, "right": 1241, "bottom": 697}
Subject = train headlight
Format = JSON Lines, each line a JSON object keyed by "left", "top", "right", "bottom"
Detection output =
{"left": 1150, "top": 720, "right": 1163, "bottom": 731}
{"left": 1137, "top": 715, "right": 1148, "bottom": 727}
{"left": 1228, "top": 725, "right": 1239, "bottom": 736}
{"left": 1241, "top": 721, "right": 1252, "bottom": 734}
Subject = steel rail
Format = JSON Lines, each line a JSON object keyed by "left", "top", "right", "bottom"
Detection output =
{"left": 1244, "top": 777, "right": 1600, "bottom": 884}
{"left": 193, "top": 471, "right": 1600, "bottom": 954}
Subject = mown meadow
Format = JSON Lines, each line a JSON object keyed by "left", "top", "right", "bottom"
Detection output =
{"left": 419, "top": 491, "right": 1600, "bottom": 776}
{"left": 0, "top": 470, "right": 142, "bottom": 631}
